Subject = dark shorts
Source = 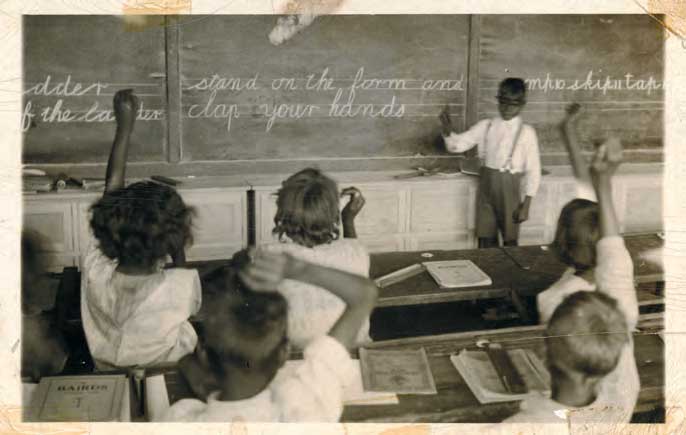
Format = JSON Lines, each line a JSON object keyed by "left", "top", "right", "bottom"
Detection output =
{"left": 476, "top": 167, "right": 522, "bottom": 243}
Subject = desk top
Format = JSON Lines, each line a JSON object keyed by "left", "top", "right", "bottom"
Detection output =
{"left": 341, "top": 321, "right": 663, "bottom": 422}
{"left": 158, "top": 318, "right": 662, "bottom": 423}
{"left": 370, "top": 233, "right": 664, "bottom": 308}
{"left": 59, "top": 234, "right": 663, "bottom": 324}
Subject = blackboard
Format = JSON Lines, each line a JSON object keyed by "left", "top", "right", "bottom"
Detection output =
{"left": 477, "top": 15, "right": 664, "bottom": 153}
{"left": 178, "top": 15, "right": 470, "bottom": 161}
{"left": 22, "top": 15, "right": 168, "bottom": 164}
{"left": 22, "top": 15, "right": 664, "bottom": 170}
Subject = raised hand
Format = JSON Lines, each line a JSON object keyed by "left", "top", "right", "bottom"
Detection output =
{"left": 590, "top": 138, "right": 622, "bottom": 182}
{"left": 238, "top": 248, "right": 304, "bottom": 293}
{"left": 341, "top": 187, "right": 366, "bottom": 221}
{"left": 113, "top": 89, "right": 139, "bottom": 128}
{"left": 439, "top": 104, "right": 453, "bottom": 136}
{"left": 564, "top": 102, "right": 581, "bottom": 121}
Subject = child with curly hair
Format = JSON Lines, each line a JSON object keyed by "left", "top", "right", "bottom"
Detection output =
{"left": 264, "top": 167, "right": 371, "bottom": 348}
{"left": 81, "top": 90, "right": 200, "bottom": 370}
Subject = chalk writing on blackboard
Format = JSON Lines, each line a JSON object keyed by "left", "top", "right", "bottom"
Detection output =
{"left": 22, "top": 76, "right": 166, "bottom": 132}
{"left": 522, "top": 71, "right": 663, "bottom": 95}
{"left": 182, "top": 66, "right": 463, "bottom": 132}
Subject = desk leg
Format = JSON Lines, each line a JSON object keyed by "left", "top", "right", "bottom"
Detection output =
{"left": 510, "top": 290, "right": 531, "bottom": 323}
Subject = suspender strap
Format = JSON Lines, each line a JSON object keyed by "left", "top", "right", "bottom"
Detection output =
{"left": 503, "top": 121, "right": 524, "bottom": 171}
{"left": 481, "top": 120, "right": 492, "bottom": 161}
{"left": 483, "top": 119, "right": 525, "bottom": 171}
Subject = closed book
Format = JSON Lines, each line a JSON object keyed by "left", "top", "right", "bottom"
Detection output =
{"left": 450, "top": 348, "right": 550, "bottom": 404}
{"left": 359, "top": 347, "right": 437, "bottom": 395}
{"left": 23, "top": 175, "right": 54, "bottom": 192}
{"left": 422, "top": 260, "right": 492, "bottom": 288}
{"left": 26, "top": 374, "right": 130, "bottom": 422}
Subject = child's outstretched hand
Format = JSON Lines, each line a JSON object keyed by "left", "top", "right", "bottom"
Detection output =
{"left": 113, "top": 89, "right": 139, "bottom": 128}
{"left": 560, "top": 102, "right": 581, "bottom": 130}
{"left": 590, "top": 138, "right": 622, "bottom": 182}
{"left": 439, "top": 105, "right": 453, "bottom": 136}
{"left": 238, "top": 248, "right": 305, "bottom": 293}
{"left": 341, "top": 187, "right": 366, "bottom": 221}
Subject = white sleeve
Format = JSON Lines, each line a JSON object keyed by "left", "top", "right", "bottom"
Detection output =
{"left": 157, "top": 398, "right": 206, "bottom": 422}
{"left": 443, "top": 120, "right": 489, "bottom": 154}
{"left": 575, "top": 179, "right": 597, "bottom": 201}
{"left": 274, "top": 336, "right": 355, "bottom": 422}
{"left": 595, "top": 236, "right": 639, "bottom": 331}
{"left": 188, "top": 270, "right": 202, "bottom": 316}
{"left": 523, "top": 127, "right": 541, "bottom": 197}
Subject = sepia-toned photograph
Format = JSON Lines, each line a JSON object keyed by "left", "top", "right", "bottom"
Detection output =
{"left": 18, "top": 11, "right": 665, "bottom": 426}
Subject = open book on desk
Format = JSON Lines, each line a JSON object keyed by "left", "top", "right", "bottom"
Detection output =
{"left": 451, "top": 348, "right": 550, "bottom": 404}
{"left": 145, "top": 360, "right": 399, "bottom": 420}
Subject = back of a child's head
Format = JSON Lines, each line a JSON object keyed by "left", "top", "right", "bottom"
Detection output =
{"left": 552, "top": 199, "right": 600, "bottom": 271}
{"left": 545, "top": 291, "right": 628, "bottom": 380}
{"left": 273, "top": 167, "right": 340, "bottom": 248}
{"left": 89, "top": 181, "right": 194, "bottom": 269}
{"left": 203, "top": 268, "right": 289, "bottom": 379}
{"left": 498, "top": 77, "right": 527, "bottom": 99}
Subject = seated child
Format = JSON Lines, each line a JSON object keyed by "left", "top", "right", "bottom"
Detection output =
{"left": 81, "top": 90, "right": 200, "bottom": 370}
{"left": 265, "top": 167, "right": 371, "bottom": 348}
{"left": 21, "top": 231, "right": 69, "bottom": 381}
{"left": 504, "top": 141, "right": 639, "bottom": 424}
{"left": 158, "top": 249, "right": 378, "bottom": 422}
{"left": 538, "top": 104, "right": 635, "bottom": 323}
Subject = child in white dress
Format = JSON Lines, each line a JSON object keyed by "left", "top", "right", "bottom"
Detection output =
{"left": 81, "top": 90, "right": 200, "bottom": 370}
{"left": 265, "top": 168, "right": 371, "bottom": 348}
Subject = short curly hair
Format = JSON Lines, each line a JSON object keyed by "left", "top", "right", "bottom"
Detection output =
{"left": 203, "top": 266, "right": 289, "bottom": 377}
{"left": 545, "top": 291, "right": 628, "bottom": 378}
{"left": 551, "top": 198, "right": 600, "bottom": 272}
{"left": 272, "top": 168, "right": 340, "bottom": 248}
{"left": 90, "top": 181, "right": 194, "bottom": 270}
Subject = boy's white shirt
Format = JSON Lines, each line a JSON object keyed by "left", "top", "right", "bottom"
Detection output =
{"left": 158, "top": 335, "right": 356, "bottom": 422}
{"left": 443, "top": 116, "right": 542, "bottom": 198}
{"left": 508, "top": 236, "right": 640, "bottom": 424}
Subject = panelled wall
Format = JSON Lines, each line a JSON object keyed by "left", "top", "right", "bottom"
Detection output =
{"left": 24, "top": 167, "right": 663, "bottom": 272}
{"left": 24, "top": 188, "right": 247, "bottom": 272}
{"left": 253, "top": 167, "right": 663, "bottom": 252}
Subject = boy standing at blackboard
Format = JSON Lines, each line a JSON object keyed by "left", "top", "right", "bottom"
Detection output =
{"left": 440, "top": 78, "right": 541, "bottom": 248}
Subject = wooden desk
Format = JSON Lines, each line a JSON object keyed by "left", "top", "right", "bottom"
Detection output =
{"left": 371, "top": 248, "right": 514, "bottom": 307}
{"left": 370, "top": 233, "right": 664, "bottom": 309}
{"left": 501, "top": 233, "right": 664, "bottom": 298}
{"left": 159, "top": 314, "right": 663, "bottom": 423}
{"left": 342, "top": 317, "right": 663, "bottom": 423}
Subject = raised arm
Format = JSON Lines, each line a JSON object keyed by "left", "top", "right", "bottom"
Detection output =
{"left": 239, "top": 249, "right": 378, "bottom": 349}
{"left": 559, "top": 103, "right": 591, "bottom": 183}
{"left": 590, "top": 141, "right": 638, "bottom": 329}
{"left": 105, "top": 89, "right": 139, "bottom": 193}
{"left": 440, "top": 105, "right": 485, "bottom": 154}
{"left": 340, "top": 186, "right": 366, "bottom": 239}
